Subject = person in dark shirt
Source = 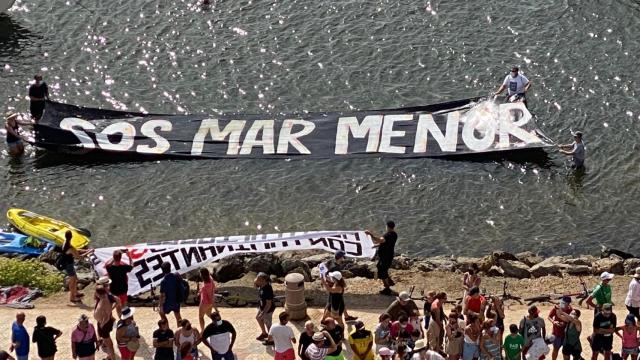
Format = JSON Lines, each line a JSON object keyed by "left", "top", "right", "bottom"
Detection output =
{"left": 28, "top": 74, "right": 49, "bottom": 121}
{"left": 152, "top": 319, "right": 175, "bottom": 360}
{"left": 159, "top": 262, "right": 183, "bottom": 327}
{"left": 255, "top": 272, "right": 276, "bottom": 343}
{"left": 0, "top": 350, "right": 14, "bottom": 360}
{"left": 201, "top": 312, "right": 236, "bottom": 360}
{"left": 298, "top": 320, "right": 316, "bottom": 360}
{"left": 4, "top": 113, "right": 24, "bottom": 156}
{"left": 321, "top": 317, "right": 344, "bottom": 358}
{"left": 591, "top": 303, "right": 616, "bottom": 360}
{"left": 105, "top": 249, "right": 134, "bottom": 306}
{"left": 365, "top": 220, "right": 398, "bottom": 296}
{"left": 32, "top": 315, "right": 62, "bottom": 360}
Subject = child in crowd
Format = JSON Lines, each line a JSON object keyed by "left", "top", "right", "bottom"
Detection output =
{"left": 504, "top": 324, "right": 525, "bottom": 360}
{"left": 616, "top": 314, "right": 640, "bottom": 360}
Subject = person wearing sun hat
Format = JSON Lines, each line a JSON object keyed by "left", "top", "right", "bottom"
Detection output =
{"left": 115, "top": 307, "right": 140, "bottom": 360}
{"left": 378, "top": 346, "right": 394, "bottom": 359}
{"left": 624, "top": 267, "right": 640, "bottom": 321}
{"left": 305, "top": 330, "right": 337, "bottom": 360}
{"left": 587, "top": 272, "right": 614, "bottom": 315}
{"left": 410, "top": 338, "right": 446, "bottom": 360}
{"left": 71, "top": 314, "right": 99, "bottom": 360}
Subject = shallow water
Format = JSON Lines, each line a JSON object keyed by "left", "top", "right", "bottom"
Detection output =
{"left": 1, "top": 0, "right": 639, "bottom": 256}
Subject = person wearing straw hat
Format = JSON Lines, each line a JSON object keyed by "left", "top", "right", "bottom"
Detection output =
{"left": 71, "top": 314, "right": 98, "bottom": 360}
{"left": 587, "top": 272, "right": 614, "bottom": 315}
{"left": 624, "top": 268, "right": 640, "bottom": 322}
{"left": 410, "top": 338, "right": 446, "bottom": 360}
{"left": 115, "top": 307, "right": 140, "bottom": 360}
{"left": 558, "top": 131, "right": 585, "bottom": 169}
{"left": 4, "top": 113, "right": 25, "bottom": 156}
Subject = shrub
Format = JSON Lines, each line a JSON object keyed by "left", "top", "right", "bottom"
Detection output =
{"left": 0, "top": 258, "right": 64, "bottom": 294}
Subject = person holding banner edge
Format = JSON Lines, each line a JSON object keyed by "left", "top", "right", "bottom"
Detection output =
{"left": 365, "top": 221, "right": 398, "bottom": 296}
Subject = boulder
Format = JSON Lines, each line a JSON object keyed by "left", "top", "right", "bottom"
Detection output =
{"left": 455, "top": 257, "right": 487, "bottom": 273}
{"left": 391, "top": 254, "right": 413, "bottom": 270}
{"left": 281, "top": 259, "right": 310, "bottom": 274}
{"left": 310, "top": 266, "right": 321, "bottom": 280}
{"left": 340, "top": 270, "right": 355, "bottom": 279}
{"left": 486, "top": 266, "right": 504, "bottom": 277}
{"left": 491, "top": 251, "right": 519, "bottom": 263}
{"left": 530, "top": 256, "right": 568, "bottom": 277}
{"left": 600, "top": 246, "right": 636, "bottom": 260}
{"left": 564, "top": 265, "right": 592, "bottom": 275}
{"left": 498, "top": 259, "right": 531, "bottom": 279}
{"left": 288, "top": 267, "right": 312, "bottom": 282}
{"left": 424, "top": 256, "right": 457, "bottom": 272}
{"left": 593, "top": 257, "right": 624, "bottom": 275}
{"left": 623, "top": 258, "right": 640, "bottom": 274}
{"left": 565, "top": 256, "right": 597, "bottom": 267}
{"left": 245, "top": 254, "right": 284, "bottom": 276}
{"left": 344, "top": 263, "right": 375, "bottom": 279}
{"left": 301, "top": 254, "right": 332, "bottom": 267}
{"left": 516, "top": 251, "right": 544, "bottom": 267}
{"left": 211, "top": 256, "right": 245, "bottom": 283}
{"left": 416, "top": 261, "right": 434, "bottom": 273}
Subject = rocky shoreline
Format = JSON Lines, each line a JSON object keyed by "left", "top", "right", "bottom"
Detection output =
{"left": 197, "top": 247, "right": 640, "bottom": 283}
{"left": 28, "top": 247, "right": 640, "bottom": 293}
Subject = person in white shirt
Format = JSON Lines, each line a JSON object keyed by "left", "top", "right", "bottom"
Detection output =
{"left": 268, "top": 312, "right": 296, "bottom": 360}
{"left": 625, "top": 268, "right": 640, "bottom": 321}
{"left": 558, "top": 131, "right": 586, "bottom": 169}
{"left": 495, "top": 66, "right": 532, "bottom": 107}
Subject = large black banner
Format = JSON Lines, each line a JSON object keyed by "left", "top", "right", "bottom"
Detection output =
{"left": 34, "top": 98, "right": 552, "bottom": 159}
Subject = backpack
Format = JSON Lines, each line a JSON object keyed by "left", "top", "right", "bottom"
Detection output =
{"left": 175, "top": 273, "right": 189, "bottom": 303}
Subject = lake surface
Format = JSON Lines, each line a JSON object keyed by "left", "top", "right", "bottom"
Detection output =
{"left": 1, "top": 0, "right": 639, "bottom": 257}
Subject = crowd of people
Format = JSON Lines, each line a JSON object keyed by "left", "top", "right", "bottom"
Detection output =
{"left": 4, "top": 222, "right": 640, "bottom": 360}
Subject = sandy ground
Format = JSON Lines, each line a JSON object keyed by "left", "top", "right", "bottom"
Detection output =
{"left": 0, "top": 270, "right": 633, "bottom": 359}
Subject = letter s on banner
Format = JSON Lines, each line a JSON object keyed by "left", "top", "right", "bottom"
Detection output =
{"left": 137, "top": 120, "right": 172, "bottom": 154}
{"left": 60, "top": 117, "right": 96, "bottom": 149}
{"left": 95, "top": 122, "right": 136, "bottom": 151}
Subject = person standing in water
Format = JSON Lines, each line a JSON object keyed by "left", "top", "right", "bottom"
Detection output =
{"left": 558, "top": 131, "right": 586, "bottom": 169}
{"left": 28, "top": 74, "right": 49, "bottom": 121}
{"left": 4, "top": 113, "right": 24, "bottom": 156}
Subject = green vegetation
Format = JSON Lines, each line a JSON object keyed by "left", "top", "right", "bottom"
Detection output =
{"left": 0, "top": 258, "right": 64, "bottom": 294}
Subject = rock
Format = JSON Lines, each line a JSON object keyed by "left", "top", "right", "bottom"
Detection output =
{"left": 530, "top": 256, "right": 568, "bottom": 277}
{"left": 486, "top": 266, "right": 504, "bottom": 277}
{"left": 491, "top": 251, "right": 519, "bottom": 263}
{"left": 392, "top": 255, "right": 413, "bottom": 270}
{"left": 274, "top": 250, "right": 322, "bottom": 262}
{"left": 344, "top": 263, "right": 375, "bottom": 279}
{"left": 516, "top": 251, "right": 544, "bottom": 267}
{"left": 600, "top": 246, "right": 636, "bottom": 260}
{"left": 498, "top": 259, "right": 531, "bottom": 279}
{"left": 301, "top": 254, "right": 332, "bottom": 267}
{"left": 310, "top": 266, "right": 321, "bottom": 280}
{"left": 455, "top": 257, "right": 486, "bottom": 273}
{"left": 564, "top": 265, "right": 592, "bottom": 275}
{"left": 340, "top": 270, "right": 355, "bottom": 279}
{"left": 281, "top": 259, "right": 310, "bottom": 274}
{"left": 623, "top": 258, "right": 640, "bottom": 274}
{"left": 565, "top": 256, "right": 597, "bottom": 267}
{"left": 211, "top": 256, "right": 245, "bottom": 283}
{"left": 245, "top": 254, "right": 284, "bottom": 276}
{"left": 416, "top": 261, "right": 434, "bottom": 273}
{"left": 593, "top": 257, "right": 624, "bottom": 275}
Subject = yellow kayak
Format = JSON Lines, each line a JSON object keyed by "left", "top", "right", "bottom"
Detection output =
{"left": 7, "top": 208, "right": 90, "bottom": 249}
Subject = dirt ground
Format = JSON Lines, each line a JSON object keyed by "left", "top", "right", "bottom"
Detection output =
{"left": 0, "top": 270, "right": 633, "bottom": 359}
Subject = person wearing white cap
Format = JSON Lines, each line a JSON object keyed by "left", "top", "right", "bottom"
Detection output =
{"left": 305, "top": 330, "right": 337, "bottom": 360}
{"left": 625, "top": 267, "right": 640, "bottom": 322}
{"left": 115, "top": 307, "right": 140, "bottom": 360}
{"left": 322, "top": 271, "right": 346, "bottom": 328}
{"left": 378, "top": 346, "right": 394, "bottom": 359}
{"left": 384, "top": 291, "right": 419, "bottom": 322}
{"left": 586, "top": 272, "right": 614, "bottom": 314}
{"left": 411, "top": 338, "right": 446, "bottom": 360}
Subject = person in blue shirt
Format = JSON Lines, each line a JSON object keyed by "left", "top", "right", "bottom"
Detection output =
{"left": 10, "top": 312, "right": 29, "bottom": 360}
{"left": 159, "top": 262, "right": 183, "bottom": 327}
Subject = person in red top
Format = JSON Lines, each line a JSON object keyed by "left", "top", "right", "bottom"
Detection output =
{"left": 390, "top": 315, "right": 414, "bottom": 341}
{"left": 548, "top": 296, "right": 573, "bottom": 360}
{"left": 464, "top": 287, "right": 486, "bottom": 319}
{"left": 105, "top": 250, "right": 134, "bottom": 306}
